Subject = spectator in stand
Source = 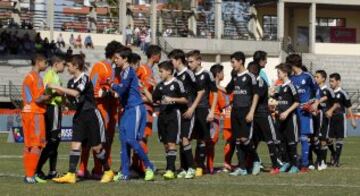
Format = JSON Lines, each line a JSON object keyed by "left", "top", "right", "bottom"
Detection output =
{"left": 75, "top": 35, "right": 82, "bottom": 49}
{"left": 88, "top": 6, "right": 97, "bottom": 33}
{"left": 66, "top": 47, "right": 73, "bottom": 58}
{"left": 56, "top": 33, "right": 65, "bottom": 48}
{"left": 22, "top": 33, "right": 34, "bottom": 54}
{"left": 140, "top": 31, "right": 146, "bottom": 52}
{"left": 69, "top": 34, "right": 75, "bottom": 47}
{"left": 144, "top": 33, "right": 151, "bottom": 53}
{"left": 125, "top": 25, "right": 133, "bottom": 46}
{"left": 134, "top": 26, "right": 140, "bottom": 46}
{"left": 84, "top": 35, "right": 94, "bottom": 49}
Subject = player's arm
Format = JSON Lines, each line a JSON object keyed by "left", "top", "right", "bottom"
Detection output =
{"left": 111, "top": 68, "right": 133, "bottom": 96}
{"left": 309, "top": 74, "right": 321, "bottom": 110}
{"left": 48, "top": 84, "right": 80, "bottom": 98}
{"left": 344, "top": 92, "right": 357, "bottom": 128}
{"left": 246, "top": 75, "right": 259, "bottom": 123}
{"left": 224, "top": 77, "right": 234, "bottom": 94}
{"left": 167, "top": 81, "right": 188, "bottom": 104}
{"left": 152, "top": 84, "right": 162, "bottom": 104}
{"left": 208, "top": 83, "right": 218, "bottom": 122}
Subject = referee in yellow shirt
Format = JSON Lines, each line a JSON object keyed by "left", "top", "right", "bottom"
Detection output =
{"left": 36, "top": 56, "right": 65, "bottom": 180}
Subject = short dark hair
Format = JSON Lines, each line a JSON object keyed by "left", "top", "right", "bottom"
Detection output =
{"left": 286, "top": 54, "right": 302, "bottom": 68}
{"left": 230, "top": 51, "right": 246, "bottom": 65}
{"left": 276, "top": 63, "right": 292, "bottom": 76}
{"left": 329, "top": 73, "right": 341, "bottom": 81}
{"left": 186, "top": 50, "right": 201, "bottom": 60}
{"left": 31, "top": 53, "right": 46, "bottom": 66}
{"left": 158, "top": 60, "right": 174, "bottom": 74}
{"left": 247, "top": 61, "right": 260, "bottom": 76}
{"left": 68, "top": 54, "right": 85, "bottom": 71}
{"left": 146, "top": 45, "right": 161, "bottom": 59}
{"left": 168, "top": 49, "right": 186, "bottom": 64}
{"left": 129, "top": 53, "right": 141, "bottom": 65}
{"left": 114, "top": 47, "right": 132, "bottom": 61}
{"left": 50, "top": 55, "right": 64, "bottom": 66}
{"left": 210, "top": 64, "right": 223, "bottom": 78}
{"left": 316, "top": 70, "right": 327, "bottom": 80}
{"left": 105, "top": 40, "right": 123, "bottom": 59}
{"left": 253, "top": 50, "right": 267, "bottom": 63}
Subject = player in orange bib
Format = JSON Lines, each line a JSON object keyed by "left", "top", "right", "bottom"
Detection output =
{"left": 207, "top": 64, "right": 234, "bottom": 174}
{"left": 22, "top": 54, "right": 50, "bottom": 184}
{"left": 77, "top": 41, "right": 122, "bottom": 178}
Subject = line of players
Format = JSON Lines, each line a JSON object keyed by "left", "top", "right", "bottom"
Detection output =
{"left": 21, "top": 40, "right": 357, "bottom": 184}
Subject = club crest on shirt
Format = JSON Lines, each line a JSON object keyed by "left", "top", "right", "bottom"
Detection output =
{"left": 301, "top": 79, "right": 306, "bottom": 85}
{"left": 284, "top": 87, "right": 287, "bottom": 93}
{"left": 337, "top": 94, "right": 341, "bottom": 98}
{"left": 182, "top": 75, "right": 186, "bottom": 81}
{"left": 200, "top": 75, "right": 204, "bottom": 80}
{"left": 170, "top": 85, "right": 174, "bottom": 91}
{"left": 159, "top": 86, "right": 163, "bottom": 90}
{"left": 242, "top": 77, "right": 246, "bottom": 82}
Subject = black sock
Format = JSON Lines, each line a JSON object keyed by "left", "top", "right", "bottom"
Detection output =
{"left": 335, "top": 141, "right": 343, "bottom": 162}
{"left": 36, "top": 146, "right": 50, "bottom": 173}
{"left": 49, "top": 139, "right": 60, "bottom": 172}
{"left": 267, "top": 142, "right": 279, "bottom": 168}
{"left": 278, "top": 143, "right": 289, "bottom": 163}
{"left": 95, "top": 149, "right": 110, "bottom": 171}
{"left": 313, "top": 139, "right": 321, "bottom": 164}
{"left": 308, "top": 144, "right": 314, "bottom": 165}
{"left": 328, "top": 143, "right": 336, "bottom": 157}
{"left": 183, "top": 144, "right": 194, "bottom": 169}
{"left": 69, "top": 150, "right": 81, "bottom": 173}
{"left": 236, "top": 142, "right": 246, "bottom": 169}
{"left": 196, "top": 143, "right": 206, "bottom": 168}
{"left": 320, "top": 145, "right": 328, "bottom": 163}
{"left": 288, "top": 143, "right": 298, "bottom": 167}
{"left": 242, "top": 141, "right": 260, "bottom": 163}
{"left": 166, "top": 149, "right": 177, "bottom": 172}
{"left": 179, "top": 145, "right": 187, "bottom": 170}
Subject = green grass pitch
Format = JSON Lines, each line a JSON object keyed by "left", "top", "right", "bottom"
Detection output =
{"left": 1, "top": 134, "right": 360, "bottom": 196}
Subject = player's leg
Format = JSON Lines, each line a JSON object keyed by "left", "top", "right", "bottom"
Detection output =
{"left": 298, "top": 113, "right": 312, "bottom": 172}
{"left": 194, "top": 108, "right": 208, "bottom": 177}
{"left": 334, "top": 114, "right": 346, "bottom": 167}
{"left": 163, "top": 111, "right": 179, "bottom": 180}
{"left": 223, "top": 128, "right": 235, "bottom": 172}
{"left": 261, "top": 115, "right": 281, "bottom": 174}
{"left": 124, "top": 106, "right": 155, "bottom": 180}
{"left": 179, "top": 115, "right": 195, "bottom": 179}
{"left": 318, "top": 116, "right": 330, "bottom": 170}
{"left": 36, "top": 105, "right": 54, "bottom": 179}
{"left": 47, "top": 105, "right": 62, "bottom": 178}
{"left": 22, "top": 113, "right": 46, "bottom": 184}
{"left": 286, "top": 114, "right": 300, "bottom": 174}
{"left": 206, "top": 118, "right": 219, "bottom": 174}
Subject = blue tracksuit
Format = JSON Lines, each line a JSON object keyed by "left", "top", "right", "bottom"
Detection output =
{"left": 112, "top": 66, "right": 154, "bottom": 177}
{"left": 291, "top": 71, "right": 319, "bottom": 167}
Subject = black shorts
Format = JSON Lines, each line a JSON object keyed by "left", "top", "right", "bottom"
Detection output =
{"left": 158, "top": 110, "right": 181, "bottom": 144}
{"left": 253, "top": 114, "right": 278, "bottom": 143}
{"left": 45, "top": 105, "right": 62, "bottom": 141}
{"left": 72, "top": 109, "right": 106, "bottom": 147}
{"left": 329, "top": 113, "right": 347, "bottom": 139}
{"left": 192, "top": 108, "right": 211, "bottom": 140}
{"left": 316, "top": 110, "right": 330, "bottom": 140}
{"left": 181, "top": 114, "right": 195, "bottom": 140}
{"left": 231, "top": 107, "right": 253, "bottom": 140}
{"left": 277, "top": 113, "right": 298, "bottom": 144}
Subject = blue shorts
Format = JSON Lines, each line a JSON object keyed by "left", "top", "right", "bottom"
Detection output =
{"left": 119, "top": 104, "right": 147, "bottom": 141}
{"left": 296, "top": 109, "right": 314, "bottom": 135}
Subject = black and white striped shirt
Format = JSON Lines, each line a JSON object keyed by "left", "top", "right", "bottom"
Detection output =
{"left": 67, "top": 73, "right": 96, "bottom": 113}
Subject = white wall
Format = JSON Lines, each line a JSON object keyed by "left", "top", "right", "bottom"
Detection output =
{"left": 315, "top": 43, "right": 360, "bottom": 56}
{"left": 38, "top": 30, "right": 124, "bottom": 46}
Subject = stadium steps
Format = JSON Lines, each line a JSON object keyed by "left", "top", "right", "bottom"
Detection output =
{"left": 302, "top": 53, "right": 360, "bottom": 112}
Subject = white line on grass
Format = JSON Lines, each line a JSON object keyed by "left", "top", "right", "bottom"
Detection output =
{"left": 1, "top": 172, "right": 360, "bottom": 189}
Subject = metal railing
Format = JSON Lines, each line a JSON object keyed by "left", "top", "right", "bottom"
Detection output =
{"left": 8, "top": 81, "right": 22, "bottom": 109}
{"left": 348, "top": 89, "right": 360, "bottom": 113}
{"left": 157, "top": 36, "right": 174, "bottom": 55}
